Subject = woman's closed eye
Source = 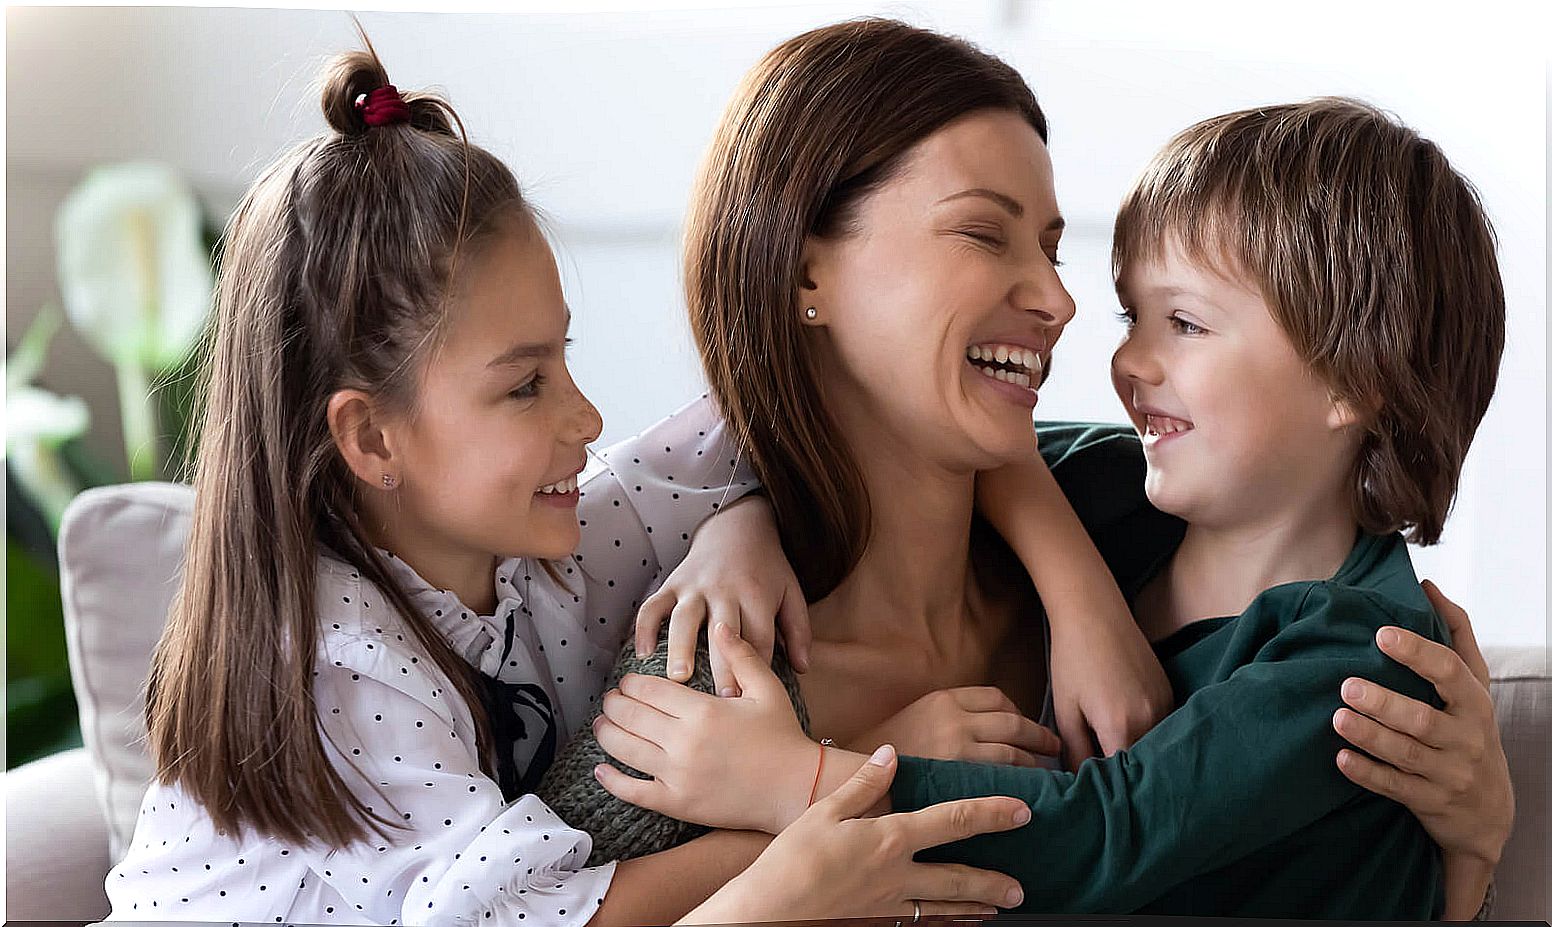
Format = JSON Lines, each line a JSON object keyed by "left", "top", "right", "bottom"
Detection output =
{"left": 509, "top": 373, "right": 546, "bottom": 400}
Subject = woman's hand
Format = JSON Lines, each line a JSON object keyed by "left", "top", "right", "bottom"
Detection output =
{"left": 1332, "top": 581, "right": 1511, "bottom": 919}
{"left": 848, "top": 686, "right": 1061, "bottom": 767}
{"left": 596, "top": 622, "right": 817, "bottom": 835}
{"left": 634, "top": 494, "right": 811, "bottom": 696}
{"left": 975, "top": 454, "right": 1173, "bottom": 766}
{"left": 678, "top": 744, "right": 1029, "bottom": 925}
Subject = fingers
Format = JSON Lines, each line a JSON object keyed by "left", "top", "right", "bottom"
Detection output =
{"left": 968, "top": 712, "right": 1062, "bottom": 759}
{"left": 594, "top": 761, "right": 662, "bottom": 810}
{"left": 711, "top": 621, "right": 788, "bottom": 702}
{"left": 1340, "top": 677, "right": 1471, "bottom": 751}
{"left": 1336, "top": 748, "right": 1448, "bottom": 814}
{"left": 665, "top": 595, "right": 707, "bottom": 682}
{"left": 1053, "top": 702, "right": 1098, "bottom": 771}
{"left": 950, "top": 686, "right": 1020, "bottom": 714}
{"left": 897, "top": 795, "right": 1031, "bottom": 854}
{"left": 777, "top": 582, "right": 813, "bottom": 673}
{"left": 814, "top": 743, "right": 898, "bottom": 820}
{"left": 739, "top": 601, "right": 778, "bottom": 682}
{"left": 911, "top": 901, "right": 1001, "bottom": 918}
{"left": 1332, "top": 707, "right": 1444, "bottom": 776}
{"left": 1421, "top": 580, "right": 1491, "bottom": 689}
{"left": 594, "top": 713, "right": 665, "bottom": 774}
{"left": 906, "top": 862, "right": 1025, "bottom": 910}
{"left": 635, "top": 590, "right": 673, "bottom": 659}
{"left": 1372, "top": 627, "right": 1486, "bottom": 710}
{"left": 601, "top": 689, "right": 676, "bottom": 745}
{"left": 705, "top": 597, "right": 743, "bottom": 698}
{"left": 617, "top": 673, "right": 708, "bottom": 718}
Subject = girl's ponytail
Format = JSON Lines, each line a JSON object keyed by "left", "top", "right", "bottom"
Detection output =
{"left": 146, "top": 35, "right": 526, "bottom": 849}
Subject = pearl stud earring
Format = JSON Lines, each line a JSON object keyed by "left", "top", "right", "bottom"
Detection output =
{"left": 804, "top": 307, "right": 818, "bottom": 320}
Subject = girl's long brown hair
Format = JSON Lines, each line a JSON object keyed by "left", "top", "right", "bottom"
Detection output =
{"left": 145, "top": 37, "right": 529, "bottom": 848}
{"left": 684, "top": 19, "right": 1048, "bottom": 601}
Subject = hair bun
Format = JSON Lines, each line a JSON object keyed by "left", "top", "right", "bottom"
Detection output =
{"left": 320, "top": 49, "right": 392, "bottom": 136}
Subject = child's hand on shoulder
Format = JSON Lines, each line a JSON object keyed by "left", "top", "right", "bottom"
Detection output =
{"left": 634, "top": 494, "right": 811, "bottom": 696}
{"left": 596, "top": 623, "right": 815, "bottom": 835}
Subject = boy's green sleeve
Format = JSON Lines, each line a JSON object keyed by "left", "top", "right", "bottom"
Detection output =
{"left": 890, "top": 584, "right": 1443, "bottom": 914}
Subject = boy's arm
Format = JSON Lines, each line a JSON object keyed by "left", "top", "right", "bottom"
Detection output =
{"left": 976, "top": 449, "right": 1172, "bottom": 762}
{"left": 874, "top": 584, "right": 1445, "bottom": 914}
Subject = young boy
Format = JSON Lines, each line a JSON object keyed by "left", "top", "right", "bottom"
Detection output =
{"left": 587, "top": 98, "right": 1507, "bottom": 918}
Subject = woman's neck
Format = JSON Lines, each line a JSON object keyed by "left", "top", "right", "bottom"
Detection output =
{"left": 1145, "top": 494, "right": 1359, "bottom": 640}
{"left": 809, "top": 422, "right": 985, "bottom": 652}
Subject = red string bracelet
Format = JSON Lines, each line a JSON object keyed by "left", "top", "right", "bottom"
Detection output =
{"left": 807, "top": 738, "right": 834, "bottom": 808}
{"left": 354, "top": 85, "right": 410, "bottom": 128}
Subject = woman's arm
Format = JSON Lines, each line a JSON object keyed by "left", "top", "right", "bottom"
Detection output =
{"left": 1333, "top": 582, "right": 1511, "bottom": 920}
{"left": 976, "top": 449, "right": 1171, "bottom": 762}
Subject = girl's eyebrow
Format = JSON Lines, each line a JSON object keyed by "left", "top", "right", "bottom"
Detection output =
{"left": 487, "top": 311, "right": 574, "bottom": 368}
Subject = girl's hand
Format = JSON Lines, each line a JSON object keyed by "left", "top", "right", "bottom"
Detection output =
{"left": 1332, "top": 581, "right": 1511, "bottom": 917}
{"left": 634, "top": 494, "right": 811, "bottom": 696}
{"left": 848, "top": 686, "right": 1062, "bottom": 767}
{"left": 678, "top": 744, "right": 1029, "bottom": 925}
{"left": 975, "top": 454, "right": 1173, "bottom": 766}
{"left": 596, "top": 622, "right": 816, "bottom": 835}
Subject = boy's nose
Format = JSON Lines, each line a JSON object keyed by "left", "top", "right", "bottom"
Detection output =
{"left": 1111, "top": 332, "right": 1163, "bottom": 385}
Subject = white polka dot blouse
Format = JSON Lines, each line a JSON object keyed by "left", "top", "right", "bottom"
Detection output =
{"left": 104, "top": 394, "right": 755, "bottom": 926}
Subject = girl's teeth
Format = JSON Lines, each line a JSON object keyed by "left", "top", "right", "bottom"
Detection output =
{"left": 538, "top": 475, "right": 578, "bottom": 494}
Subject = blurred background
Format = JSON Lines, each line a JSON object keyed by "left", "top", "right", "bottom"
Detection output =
{"left": 6, "top": 1, "right": 1546, "bottom": 768}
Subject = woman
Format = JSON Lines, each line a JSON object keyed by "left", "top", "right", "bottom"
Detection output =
{"left": 560, "top": 19, "right": 1511, "bottom": 922}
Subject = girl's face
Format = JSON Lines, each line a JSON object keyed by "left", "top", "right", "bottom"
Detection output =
{"left": 804, "top": 108, "right": 1074, "bottom": 470}
{"left": 389, "top": 220, "right": 603, "bottom": 562}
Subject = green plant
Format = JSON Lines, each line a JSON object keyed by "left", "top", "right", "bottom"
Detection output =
{"left": 5, "top": 162, "right": 214, "bottom": 769}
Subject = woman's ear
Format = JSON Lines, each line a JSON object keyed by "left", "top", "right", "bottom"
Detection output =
{"left": 328, "top": 389, "right": 399, "bottom": 490}
{"left": 797, "top": 235, "right": 834, "bottom": 327}
{"left": 1326, "top": 392, "right": 1369, "bottom": 431}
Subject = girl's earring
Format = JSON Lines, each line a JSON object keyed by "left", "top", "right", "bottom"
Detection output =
{"left": 381, "top": 473, "right": 398, "bottom": 489}
{"left": 804, "top": 307, "right": 818, "bottom": 321}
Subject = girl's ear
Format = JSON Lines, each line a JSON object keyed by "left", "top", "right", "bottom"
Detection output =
{"left": 328, "top": 389, "right": 398, "bottom": 490}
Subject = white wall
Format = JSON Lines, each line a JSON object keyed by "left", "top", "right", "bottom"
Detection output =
{"left": 6, "top": 2, "right": 1544, "bottom": 647}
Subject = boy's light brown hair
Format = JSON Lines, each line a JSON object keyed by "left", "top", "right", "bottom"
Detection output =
{"left": 1113, "top": 97, "right": 1505, "bottom": 545}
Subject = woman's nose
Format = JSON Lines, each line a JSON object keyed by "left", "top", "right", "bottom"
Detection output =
{"left": 1014, "top": 267, "right": 1077, "bottom": 330}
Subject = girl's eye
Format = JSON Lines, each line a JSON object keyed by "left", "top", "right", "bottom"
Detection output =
{"left": 1046, "top": 253, "right": 1064, "bottom": 268}
{"left": 1169, "top": 315, "right": 1206, "bottom": 336}
{"left": 509, "top": 374, "right": 545, "bottom": 400}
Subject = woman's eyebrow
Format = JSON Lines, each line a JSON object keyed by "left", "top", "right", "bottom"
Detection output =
{"left": 937, "top": 187, "right": 1024, "bottom": 218}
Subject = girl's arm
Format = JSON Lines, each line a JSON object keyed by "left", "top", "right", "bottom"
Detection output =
{"left": 976, "top": 449, "right": 1172, "bottom": 763}
{"left": 588, "top": 829, "right": 773, "bottom": 927}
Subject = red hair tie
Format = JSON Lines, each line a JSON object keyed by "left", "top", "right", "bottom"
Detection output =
{"left": 354, "top": 85, "right": 410, "bottom": 128}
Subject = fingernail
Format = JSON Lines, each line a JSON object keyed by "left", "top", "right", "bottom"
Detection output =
{"left": 1378, "top": 627, "right": 1400, "bottom": 648}
{"left": 1342, "top": 679, "right": 1366, "bottom": 702}
{"left": 719, "top": 687, "right": 736, "bottom": 698}
{"left": 868, "top": 744, "right": 895, "bottom": 766}
{"left": 635, "top": 645, "right": 648, "bottom": 658}
{"left": 1013, "top": 805, "right": 1031, "bottom": 826}
{"left": 1005, "top": 886, "right": 1024, "bottom": 907}
{"left": 717, "top": 621, "right": 737, "bottom": 641}
{"left": 668, "top": 662, "right": 687, "bottom": 679}
{"left": 592, "top": 764, "right": 606, "bottom": 781}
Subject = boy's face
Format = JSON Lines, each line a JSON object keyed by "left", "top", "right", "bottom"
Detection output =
{"left": 1111, "top": 236, "right": 1360, "bottom": 529}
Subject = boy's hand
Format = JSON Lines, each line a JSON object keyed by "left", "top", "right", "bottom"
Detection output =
{"left": 848, "top": 686, "right": 1061, "bottom": 767}
{"left": 596, "top": 623, "right": 815, "bottom": 835}
{"left": 634, "top": 494, "right": 811, "bottom": 696}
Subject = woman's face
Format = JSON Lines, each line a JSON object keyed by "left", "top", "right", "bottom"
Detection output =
{"left": 804, "top": 108, "right": 1074, "bottom": 470}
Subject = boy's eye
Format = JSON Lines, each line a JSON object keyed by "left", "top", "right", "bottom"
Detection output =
{"left": 1169, "top": 314, "right": 1207, "bottom": 336}
{"left": 509, "top": 374, "right": 545, "bottom": 400}
{"left": 1114, "top": 307, "right": 1137, "bottom": 329}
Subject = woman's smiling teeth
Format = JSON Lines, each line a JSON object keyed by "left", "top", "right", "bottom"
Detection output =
{"left": 966, "top": 343, "right": 1042, "bottom": 390}
{"left": 536, "top": 474, "right": 579, "bottom": 495}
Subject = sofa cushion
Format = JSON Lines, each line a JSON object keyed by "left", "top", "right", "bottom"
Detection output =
{"left": 58, "top": 481, "right": 194, "bottom": 862}
{"left": 1484, "top": 645, "right": 1549, "bottom": 921}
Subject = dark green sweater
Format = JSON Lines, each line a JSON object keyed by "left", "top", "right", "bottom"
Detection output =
{"left": 891, "top": 423, "right": 1447, "bottom": 918}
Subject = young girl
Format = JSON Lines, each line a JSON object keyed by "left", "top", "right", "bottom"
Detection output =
{"left": 103, "top": 44, "right": 1032, "bottom": 925}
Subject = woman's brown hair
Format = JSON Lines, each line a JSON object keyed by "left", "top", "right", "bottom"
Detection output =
{"left": 145, "top": 37, "right": 529, "bottom": 848}
{"left": 684, "top": 18, "right": 1047, "bottom": 600}
{"left": 1112, "top": 98, "right": 1505, "bottom": 544}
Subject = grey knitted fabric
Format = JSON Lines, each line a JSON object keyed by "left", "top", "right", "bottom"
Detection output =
{"left": 536, "top": 623, "right": 811, "bottom": 863}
